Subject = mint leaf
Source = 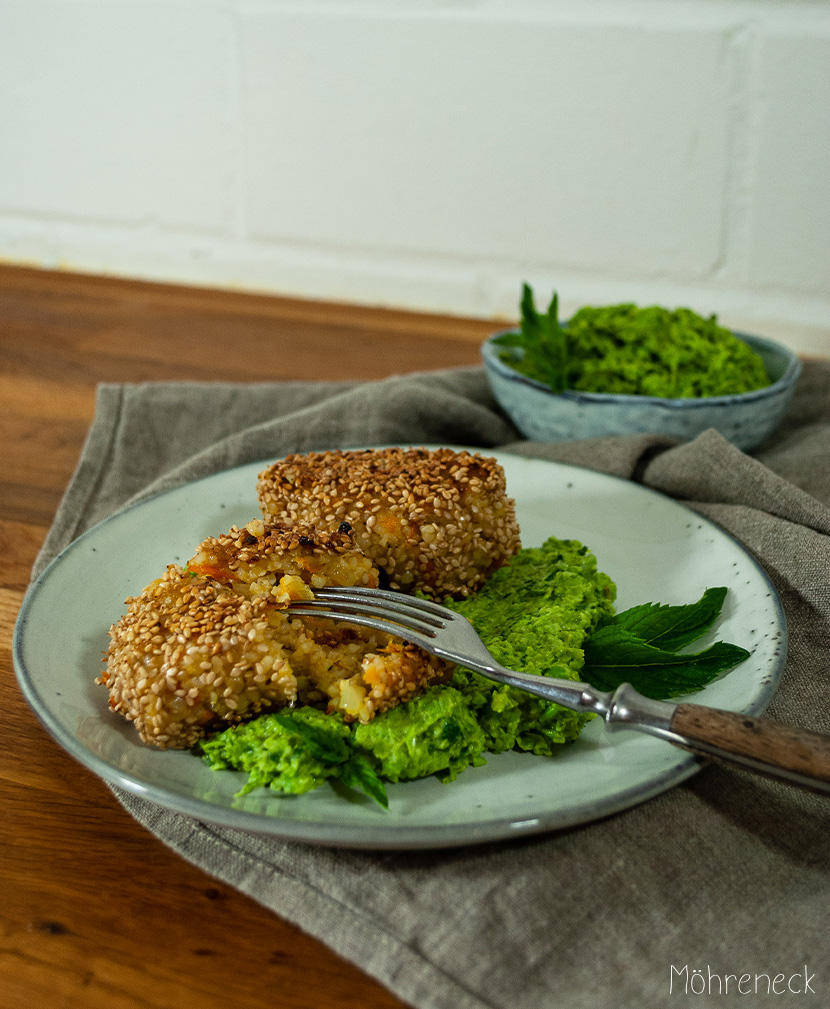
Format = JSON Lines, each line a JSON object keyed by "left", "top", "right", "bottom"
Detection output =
{"left": 271, "top": 714, "right": 350, "bottom": 764}
{"left": 339, "top": 756, "right": 389, "bottom": 808}
{"left": 494, "top": 284, "right": 568, "bottom": 393}
{"left": 608, "top": 586, "right": 728, "bottom": 652}
{"left": 583, "top": 629, "right": 750, "bottom": 698}
{"left": 273, "top": 714, "right": 388, "bottom": 807}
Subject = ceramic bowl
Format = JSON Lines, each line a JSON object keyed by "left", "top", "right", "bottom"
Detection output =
{"left": 481, "top": 330, "right": 801, "bottom": 451}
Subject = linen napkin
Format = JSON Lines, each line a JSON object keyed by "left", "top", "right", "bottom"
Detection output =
{"left": 32, "top": 363, "right": 830, "bottom": 1009}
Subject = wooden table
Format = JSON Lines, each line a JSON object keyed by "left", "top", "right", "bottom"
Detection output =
{"left": 0, "top": 264, "right": 491, "bottom": 1009}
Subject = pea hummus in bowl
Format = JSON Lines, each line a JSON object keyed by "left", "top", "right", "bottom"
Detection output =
{"left": 482, "top": 286, "right": 801, "bottom": 450}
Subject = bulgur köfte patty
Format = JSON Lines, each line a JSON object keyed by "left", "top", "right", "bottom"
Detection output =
{"left": 100, "top": 521, "right": 451, "bottom": 749}
{"left": 256, "top": 447, "right": 521, "bottom": 598}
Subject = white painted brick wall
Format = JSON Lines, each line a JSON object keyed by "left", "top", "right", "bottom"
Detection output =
{"left": 0, "top": 0, "right": 828, "bottom": 353}
{"left": 1, "top": 2, "right": 232, "bottom": 229}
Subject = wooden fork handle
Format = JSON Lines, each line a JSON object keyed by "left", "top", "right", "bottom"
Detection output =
{"left": 669, "top": 704, "right": 830, "bottom": 793}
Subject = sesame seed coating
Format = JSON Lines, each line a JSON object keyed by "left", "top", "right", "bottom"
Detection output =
{"left": 99, "top": 519, "right": 451, "bottom": 749}
{"left": 257, "top": 447, "right": 521, "bottom": 598}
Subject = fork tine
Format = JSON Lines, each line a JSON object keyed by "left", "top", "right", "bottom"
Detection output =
{"left": 288, "top": 597, "right": 440, "bottom": 636}
{"left": 309, "top": 590, "right": 446, "bottom": 628}
{"left": 313, "top": 586, "right": 453, "bottom": 620}
{"left": 286, "top": 605, "right": 438, "bottom": 650}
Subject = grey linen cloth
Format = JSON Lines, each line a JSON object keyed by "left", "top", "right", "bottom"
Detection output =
{"left": 33, "top": 364, "right": 830, "bottom": 1008}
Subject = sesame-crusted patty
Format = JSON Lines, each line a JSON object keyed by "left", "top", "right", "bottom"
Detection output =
{"left": 100, "top": 520, "right": 451, "bottom": 749}
{"left": 256, "top": 447, "right": 521, "bottom": 598}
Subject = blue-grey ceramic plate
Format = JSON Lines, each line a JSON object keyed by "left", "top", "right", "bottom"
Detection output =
{"left": 13, "top": 449, "right": 786, "bottom": 849}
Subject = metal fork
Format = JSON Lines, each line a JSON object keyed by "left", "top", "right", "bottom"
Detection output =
{"left": 288, "top": 586, "right": 830, "bottom": 795}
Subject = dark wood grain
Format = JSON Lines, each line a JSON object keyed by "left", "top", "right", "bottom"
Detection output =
{"left": 671, "top": 704, "right": 830, "bottom": 787}
{"left": 0, "top": 263, "right": 493, "bottom": 1009}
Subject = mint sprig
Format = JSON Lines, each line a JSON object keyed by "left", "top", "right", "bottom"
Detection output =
{"left": 583, "top": 587, "right": 750, "bottom": 698}
{"left": 338, "top": 755, "right": 390, "bottom": 809}
{"left": 272, "top": 714, "right": 388, "bottom": 807}
{"left": 494, "top": 284, "right": 568, "bottom": 392}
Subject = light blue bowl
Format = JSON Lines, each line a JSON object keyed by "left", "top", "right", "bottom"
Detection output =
{"left": 481, "top": 330, "right": 801, "bottom": 451}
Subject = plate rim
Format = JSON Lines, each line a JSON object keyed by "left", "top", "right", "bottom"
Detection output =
{"left": 13, "top": 447, "right": 788, "bottom": 849}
